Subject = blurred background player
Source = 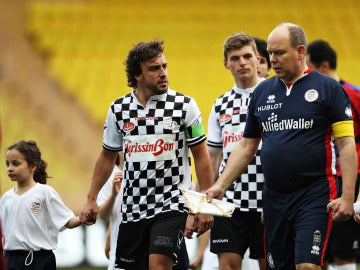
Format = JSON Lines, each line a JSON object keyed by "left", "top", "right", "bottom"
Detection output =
{"left": 97, "top": 153, "right": 124, "bottom": 270}
{"left": 190, "top": 34, "right": 271, "bottom": 270}
{"left": 307, "top": 39, "right": 360, "bottom": 270}
{"left": 253, "top": 36, "right": 271, "bottom": 78}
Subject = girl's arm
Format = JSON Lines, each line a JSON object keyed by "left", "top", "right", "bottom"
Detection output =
{"left": 98, "top": 172, "right": 123, "bottom": 222}
{"left": 65, "top": 216, "right": 82, "bottom": 229}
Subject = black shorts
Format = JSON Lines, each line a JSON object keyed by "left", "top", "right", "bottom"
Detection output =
{"left": 6, "top": 250, "right": 55, "bottom": 270}
{"left": 263, "top": 179, "right": 334, "bottom": 269}
{"left": 172, "top": 240, "right": 190, "bottom": 270}
{"left": 210, "top": 209, "right": 264, "bottom": 259}
{"left": 325, "top": 218, "right": 360, "bottom": 261}
{"left": 115, "top": 211, "right": 187, "bottom": 269}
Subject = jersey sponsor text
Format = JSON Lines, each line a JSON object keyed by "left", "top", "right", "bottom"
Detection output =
{"left": 125, "top": 134, "right": 176, "bottom": 162}
{"left": 262, "top": 116, "right": 314, "bottom": 132}
{"left": 257, "top": 103, "right": 283, "bottom": 112}
{"left": 223, "top": 131, "right": 243, "bottom": 148}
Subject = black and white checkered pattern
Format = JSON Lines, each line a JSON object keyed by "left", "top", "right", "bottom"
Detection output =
{"left": 103, "top": 88, "right": 205, "bottom": 222}
{"left": 207, "top": 86, "right": 264, "bottom": 212}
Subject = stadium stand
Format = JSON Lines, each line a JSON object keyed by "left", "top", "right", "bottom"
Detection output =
{"left": 0, "top": 0, "right": 359, "bottom": 268}
{"left": 0, "top": 0, "right": 101, "bottom": 211}
{"left": 1, "top": 0, "right": 359, "bottom": 210}
{"left": 24, "top": 0, "right": 360, "bottom": 127}
{"left": 0, "top": 0, "right": 359, "bottom": 213}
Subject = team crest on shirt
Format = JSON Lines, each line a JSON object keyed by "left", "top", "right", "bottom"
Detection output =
{"left": 219, "top": 114, "right": 231, "bottom": 123}
{"left": 122, "top": 122, "right": 135, "bottom": 132}
{"left": 29, "top": 198, "right": 42, "bottom": 214}
{"left": 304, "top": 89, "right": 319, "bottom": 102}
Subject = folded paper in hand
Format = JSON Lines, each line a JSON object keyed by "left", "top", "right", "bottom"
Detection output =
{"left": 181, "top": 189, "right": 236, "bottom": 217}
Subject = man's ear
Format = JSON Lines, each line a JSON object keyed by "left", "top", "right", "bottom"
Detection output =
{"left": 298, "top": 45, "right": 306, "bottom": 60}
{"left": 134, "top": 73, "right": 142, "bottom": 82}
{"left": 224, "top": 60, "right": 229, "bottom": 70}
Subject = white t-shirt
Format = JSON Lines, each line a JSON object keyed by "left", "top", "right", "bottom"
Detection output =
{"left": 0, "top": 183, "right": 74, "bottom": 251}
{"left": 97, "top": 166, "right": 124, "bottom": 270}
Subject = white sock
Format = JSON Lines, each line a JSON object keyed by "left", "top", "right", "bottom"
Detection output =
{"left": 333, "top": 263, "right": 357, "bottom": 270}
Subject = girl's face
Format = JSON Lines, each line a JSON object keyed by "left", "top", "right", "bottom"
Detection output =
{"left": 5, "top": 149, "right": 35, "bottom": 184}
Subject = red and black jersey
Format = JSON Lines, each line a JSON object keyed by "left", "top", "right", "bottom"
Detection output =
{"left": 339, "top": 80, "right": 360, "bottom": 175}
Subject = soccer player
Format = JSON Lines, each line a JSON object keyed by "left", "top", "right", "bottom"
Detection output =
{"left": 206, "top": 23, "right": 357, "bottom": 270}
{"left": 307, "top": 39, "right": 360, "bottom": 270}
{"left": 253, "top": 36, "right": 271, "bottom": 79}
{"left": 207, "top": 33, "right": 265, "bottom": 270}
{"left": 80, "top": 39, "right": 213, "bottom": 270}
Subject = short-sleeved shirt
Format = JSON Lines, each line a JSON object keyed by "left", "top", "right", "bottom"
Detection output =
{"left": 0, "top": 183, "right": 74, "bottom": 250}
{"left": 207, "top": 85, "right": 264, "bottom": 212}
{"left": 103, "top": 88, "right": 206, "bottom": 222}
{"left": 244, "top": 71, "right": 353, "bottom": 193}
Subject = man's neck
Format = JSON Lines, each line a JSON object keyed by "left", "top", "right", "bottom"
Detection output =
{"left": 236, "top": 76, "right": 262, "bottom": 89}
{"left": 133, "top": 88, "right": 150, "bottom": 107}
{"left": 326, "top": 70, "right": 340, "bottom": 82}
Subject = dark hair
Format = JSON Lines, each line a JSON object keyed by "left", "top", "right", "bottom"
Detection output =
{"left": 7, "top": 140, "right": 49, "bottom": 184}
{"left": 125, "top": 39, "right": 165, "bottom": 88}
{"left": 223, "top": 33, "right": 257, "bottom": 61}
{"left": 307, "top": 39, "right": 337, "bottom": 69}
{"left": 253, "top": 36, "right": 271, "bottom": 69}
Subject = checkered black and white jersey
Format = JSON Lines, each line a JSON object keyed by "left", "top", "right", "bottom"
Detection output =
{"left": 103, "top": 88, "right": 206, "bottom": 222}
{"left": 207, "top": 85, "right": 264, "bottom": 212}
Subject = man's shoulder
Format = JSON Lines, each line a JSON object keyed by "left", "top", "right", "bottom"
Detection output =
{"left": 341, "top": 80, "right": 360, "bottom": 93}
{"left": 253, "top": 76, "right": 279, "bottom": 94}
{"left": 215, "top": 88, "right": 235, "bottom": 100}
{"left": 166, "top": 88, "right": 193, "bottom": 104}
{"left": 112, "top": 92, "right": 132, "bottom": 105}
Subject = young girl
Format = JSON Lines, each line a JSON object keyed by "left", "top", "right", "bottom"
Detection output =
{"left": 0, "top": 140, "right": 82, "bottom": 269}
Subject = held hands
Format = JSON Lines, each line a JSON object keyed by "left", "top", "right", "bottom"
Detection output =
{"left": 80, "top": 200, "right": 99, "bottom": 225}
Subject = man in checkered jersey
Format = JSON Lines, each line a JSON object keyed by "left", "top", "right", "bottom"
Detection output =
{"left": 80, "top": 39, "right": 214, "bottom": 270}
{"left": 207, "top": 33, "right": 265, "bottom": 270}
